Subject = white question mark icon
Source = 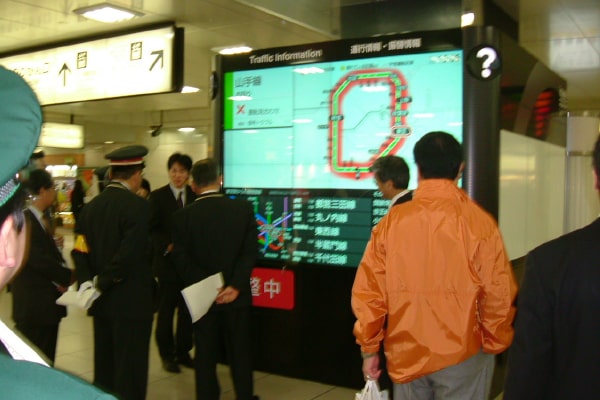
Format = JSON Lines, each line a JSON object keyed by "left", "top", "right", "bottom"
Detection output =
{"left": 476, "top": 47, "right": 497, "bottom": 78}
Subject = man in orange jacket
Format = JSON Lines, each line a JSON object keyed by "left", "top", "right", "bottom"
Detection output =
{"left": 352, "top": 131, "right": 517, "bottom": 399}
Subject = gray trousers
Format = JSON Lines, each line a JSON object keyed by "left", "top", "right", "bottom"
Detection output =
{"left": 393, "top": 350, "right": 494, "bottom": 400}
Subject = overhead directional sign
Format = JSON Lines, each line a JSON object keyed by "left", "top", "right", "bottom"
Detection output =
{"left": 0, "top": 24, "right": 183, "bottom": 105}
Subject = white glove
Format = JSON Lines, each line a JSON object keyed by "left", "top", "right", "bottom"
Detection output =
{"left": 77, "top": 280, "right": 101, "bottom": 309}
{"left": 78, "top": 280, "right": 94, "bottom": 296}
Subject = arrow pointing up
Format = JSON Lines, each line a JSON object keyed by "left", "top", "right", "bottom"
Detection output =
{"left": 59, "top": 63, "right": 71, "bottom": 86}
{"left": 150, "top": 50, "right": 164, "bottom": 71}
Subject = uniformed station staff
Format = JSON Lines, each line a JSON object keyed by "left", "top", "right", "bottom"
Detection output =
{"left": 71, "top": 145, "right": 155, "bottom": 400}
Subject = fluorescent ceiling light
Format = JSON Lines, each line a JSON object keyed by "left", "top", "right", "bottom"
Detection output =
{"left": 213, "top": 46, "right": 253, "bottom": 55}
{"left": 461, "top": 12, "right": 475, "bottom": 27}
{"left": 181, "top": 86, "right": 200, "bottom": 93}
{"left": 73, "top": 2, "right": 144, "bottom": 23}
{"left": 178, "top": 127, "right": 196, "bottom": 133}
{"left": 40, "top": 122, "right": 84, "bottom": 149}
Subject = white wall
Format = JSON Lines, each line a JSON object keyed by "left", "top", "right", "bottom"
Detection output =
{"left": 141, "top": 131, "right": 208, "bottom": 190}
{"left": 499, "top": 129, "right": 566, "bottom": 259}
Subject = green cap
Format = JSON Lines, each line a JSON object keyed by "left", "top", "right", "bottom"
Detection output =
{"left": 0, "top": 66, "right": 42, "bottom": 205}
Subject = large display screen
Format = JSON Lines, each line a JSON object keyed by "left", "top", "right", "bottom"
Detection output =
{"left": 218, "top": 30, "right": 463, "bottom": 267}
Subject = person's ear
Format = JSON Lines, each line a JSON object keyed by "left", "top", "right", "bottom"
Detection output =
{"left": 0, "top": 216, "right": 27, "bottom": 269}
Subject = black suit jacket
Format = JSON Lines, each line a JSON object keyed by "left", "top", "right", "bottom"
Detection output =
{"left": 149, "top": 184, "right": 196, "bottom": 283}
{"left": 11, "top": 209, "right": 71, "bottom": 326}
{"left": 72, "top": 182, "right": 155, "bottom": 320}
{"left": 504, "top": 218, "right": 600, "bottom": 399}
{"left": 171, "top": 193, "right": 258, "bottom": 308}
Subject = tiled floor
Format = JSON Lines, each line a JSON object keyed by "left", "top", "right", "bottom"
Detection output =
{"left": 0, "top": 227, "right": 504, "bottom": 399}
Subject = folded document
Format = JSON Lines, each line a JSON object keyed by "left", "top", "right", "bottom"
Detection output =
{"left": 56, "top": 288, "right": 101, "bottom": 310}
{"left": 181, "top": 272, "right": 224, "bottom": 323}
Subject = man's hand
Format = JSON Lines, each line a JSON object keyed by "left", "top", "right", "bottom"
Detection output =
{"left": 215, "top": 286, "right": 240, "bottom": 304}
{"left": 362, "top": 352, "right": 381, "bottom": 381}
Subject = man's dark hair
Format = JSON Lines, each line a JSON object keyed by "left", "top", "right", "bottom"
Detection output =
{"left": 26, "top": 168, "right": 53, "bottom": 195}
{"left": 168, "top": 153, "right": 193, "bottom": 171}
{"left": 414, "top": 131, "right": 463, "bottom": 180}
{"left": 370, "top": 155, "right": 410, "bottom": 189}
{"left": 111, "top": 165, "right": 144, "bottom": 180}
{"left": 191, "top": 159, "right": 219, "bottom": 188}
{"left": 594, "top": 134, "right": 600, "bottom": 181}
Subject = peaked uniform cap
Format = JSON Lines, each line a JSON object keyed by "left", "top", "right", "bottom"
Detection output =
{"left": 0, "top": 66, "right": 43, "bottom": 205}
{"left": 105, "top": 145, "right": 148, "bottom": 166}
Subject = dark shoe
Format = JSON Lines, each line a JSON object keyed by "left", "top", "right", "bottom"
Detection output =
{"left": 176, "top": 353, "right": 195, "bottom": 368}
{"left": 162, "top": 358, "right": 181, "bottom": 373}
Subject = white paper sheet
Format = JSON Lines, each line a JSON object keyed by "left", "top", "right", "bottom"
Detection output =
{"left": 181, "top": 272, "right": 224, "bottom": 323}
{"left": 55, "top": 288, "right": 100, "bottom": 310}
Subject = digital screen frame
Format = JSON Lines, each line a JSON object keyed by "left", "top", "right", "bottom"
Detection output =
{"left": 217, "top": 29, "right": 463, "bottom": 268}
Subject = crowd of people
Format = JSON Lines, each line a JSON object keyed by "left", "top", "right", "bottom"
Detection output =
{"left": 2, "top": 64, "right": 600, "bottom": 400}
{"left": 0, "top": 66, "right": 260, "bottom": 400}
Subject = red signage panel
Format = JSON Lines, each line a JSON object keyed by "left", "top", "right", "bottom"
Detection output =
{"left": 251, "top": 267, "right": 295, "bottom": 310}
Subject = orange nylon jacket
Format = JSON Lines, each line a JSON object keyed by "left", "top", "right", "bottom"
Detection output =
{"left": 352, "top": 179, "right": 517, "bottom": 383}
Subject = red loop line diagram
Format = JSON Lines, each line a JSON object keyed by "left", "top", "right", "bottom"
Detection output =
{"left": 328, "top": 68, "right": 412, "bottom": 179}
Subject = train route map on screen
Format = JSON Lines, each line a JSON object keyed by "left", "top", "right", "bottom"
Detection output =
{"left": 223, "top": 49, "right": 462, "bottom": 190}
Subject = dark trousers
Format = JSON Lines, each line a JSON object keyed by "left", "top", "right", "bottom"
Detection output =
{"left": 93, "top": 316, "right": 152, "bottom": 400}
{"left": 155, "top": 281, "right": 193, "bottom": 360}
{"left": 15, "top": 323, "right": 59, "bottom": 364}
{"left": 194, "top": 307, "right": 254, "bottom": 400}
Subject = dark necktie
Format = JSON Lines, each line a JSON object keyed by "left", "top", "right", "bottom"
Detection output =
{"left": 176, "top": 191, "right": 184, "bottom": 208}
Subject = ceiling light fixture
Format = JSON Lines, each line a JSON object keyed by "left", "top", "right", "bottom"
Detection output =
{"left": 461, "top": 12, "right": 475, "bottom": 27}
{"left": 178, "top": 127, "right": 196, "bottom": 133}
{"left": 212, "top": 45, "right": 253, "bottom": 55}
{"left": 73, "top": 2, "right": 144, "bottom": 23}
{"left": 181, "top": 86, "right": 200, "bottom": 93}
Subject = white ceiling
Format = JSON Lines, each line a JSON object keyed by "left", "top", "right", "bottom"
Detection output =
{"left": 1, "top": 0, "right": 599, "bottom": 148}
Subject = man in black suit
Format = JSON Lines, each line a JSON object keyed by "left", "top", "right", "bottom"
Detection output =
{"left": 504, "top": 133, "right": 600, "bottom": 399}
{"left": 150, "top": 152, "right": 195, "bottom": 373}
{"left": 11, "top": 169, "right": 73, "bottom": 364}
{"left": 171, "top": 158, "right": 259, "bottom": 400}
{"left": 71, "top": 145, "right": 155, "bottom": 400}
{"left": 370, "top": 155, "right": 412, "bottom": 208}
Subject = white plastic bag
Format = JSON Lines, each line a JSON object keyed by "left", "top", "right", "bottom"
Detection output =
{"left": 355, "top": 379, "right": 389, "bottom": 400}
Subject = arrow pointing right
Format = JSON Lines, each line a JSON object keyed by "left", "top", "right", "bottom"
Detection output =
{"left": 150, "top": 50, "right": 164, "bottom": 71}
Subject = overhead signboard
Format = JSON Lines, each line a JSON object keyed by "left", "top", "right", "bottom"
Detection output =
{"left": 0, "top": 24, "right": 183, "bottom": 105}
{"left": 40, "top": 122, "right": 84, "bottom": 149}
